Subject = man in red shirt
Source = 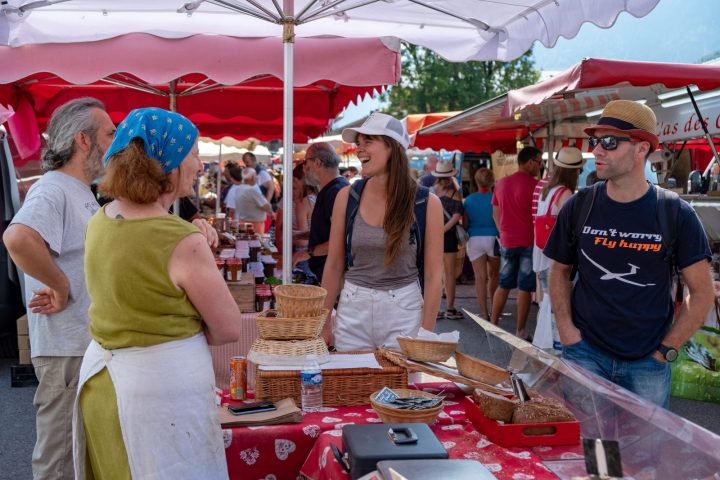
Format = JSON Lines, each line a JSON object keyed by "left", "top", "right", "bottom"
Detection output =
{"left": 491, "top": 146, "right": 542, "bottom": 339}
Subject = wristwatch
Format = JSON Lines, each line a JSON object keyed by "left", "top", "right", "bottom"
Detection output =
{"left": 657, "top": 344, "right": 679, "bottom": 362}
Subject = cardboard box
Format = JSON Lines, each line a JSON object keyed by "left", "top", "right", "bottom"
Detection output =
{"left": 17, "top": 334, "right": 30, "bottom": 351}
{"left": 18, "top": 349, "right": 31, "bottom": 365}
{"left": 16, "top": 315, "right": 29, "bottom": 335}
{"left": 228, "top": 272, "right": 256, "bottom": 313}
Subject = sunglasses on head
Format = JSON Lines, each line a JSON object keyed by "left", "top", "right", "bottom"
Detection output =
{"left": 588, "top": 135, "right": 635, "bottom": 151}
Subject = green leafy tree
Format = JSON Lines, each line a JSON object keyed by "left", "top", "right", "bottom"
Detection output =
{"left": 384, "top": 44, "right": 540, "bottom": 117}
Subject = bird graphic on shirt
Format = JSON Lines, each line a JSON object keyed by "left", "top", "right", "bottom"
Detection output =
{"left": 581, "top": 249, "right": 656, "bottom": 287}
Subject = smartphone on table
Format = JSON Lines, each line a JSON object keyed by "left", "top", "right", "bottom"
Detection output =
{"left": 228, "top": 401, "right": 277, "bottom": 415}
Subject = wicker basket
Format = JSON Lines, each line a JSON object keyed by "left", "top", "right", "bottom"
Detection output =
{"left": 254, "top": 351, "right": 407, "bottom": 406}
{"left": 455, "top": 351, "right": 510, "bottom": 385}
{"left": 255, "top": 309, "right": 328, "bottom": 340}
{"left": 397, "top": 337, "right": 457, "bottom": 363}
{"left": 370, "top": 388, "right": 444, "bottom": 425}
{"left": 274, "top": 284, "right": 327, "bottom": 318}
{"left": 247, "top": 338, "right": 330, "bottom": 366}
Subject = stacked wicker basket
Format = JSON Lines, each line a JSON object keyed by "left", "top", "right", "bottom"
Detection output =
{"left": 248, "top": 284, "right": 330, "bottom": 365}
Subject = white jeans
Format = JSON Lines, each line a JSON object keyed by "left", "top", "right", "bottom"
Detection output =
{"left": 334, "top": 280, "right": 423, "bottom": 351}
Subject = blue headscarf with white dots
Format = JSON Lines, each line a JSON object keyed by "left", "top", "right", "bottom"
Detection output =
{"left": 103, "top": 107, "right": 198, "bottom": 173}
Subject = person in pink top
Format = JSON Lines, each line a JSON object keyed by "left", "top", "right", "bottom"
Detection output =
{"left": 491, "top": 146, "right": 542, "bottom": 339}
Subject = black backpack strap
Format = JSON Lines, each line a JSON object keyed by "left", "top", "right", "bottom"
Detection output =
{"left": 413, "top": 186, "right": 430, "bottom": 294}
{"left": 654, "top": 185, "right": 680, "bottom": 272}
{"left": 344, "top": 179, "right": 367, "bottom": 270}
{"left": 570, "top": 181, "right": 602, "bottom": 275}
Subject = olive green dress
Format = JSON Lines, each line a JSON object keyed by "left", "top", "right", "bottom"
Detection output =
{"left": 81, "top": 207, "right": 202, "bottom": 479}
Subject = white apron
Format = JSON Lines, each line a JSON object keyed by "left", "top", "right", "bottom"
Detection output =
{"left": 73, "top": 333, "right": 228, "bottom": 480}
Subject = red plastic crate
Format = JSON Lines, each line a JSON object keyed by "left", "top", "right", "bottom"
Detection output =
{"left": 463, "top": 396, "right": 580, "bottom": 447}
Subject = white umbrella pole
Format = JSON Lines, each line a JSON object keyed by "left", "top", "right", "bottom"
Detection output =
{"left": 216, "top": 143, "right": 222, "bottom": 217}
{"left": 281, "top": 4, "right": 294, "bottom": 284}
{"left": 169, "top": 80, "right": 181, "bottom": 216}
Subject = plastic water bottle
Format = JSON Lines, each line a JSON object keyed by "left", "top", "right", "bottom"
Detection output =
{"left": 300, "top": 358, "right": 323, "bottom": 413}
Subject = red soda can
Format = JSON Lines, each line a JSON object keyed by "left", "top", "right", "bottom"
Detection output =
{"left": 229, "top": 356, "right": 247, "bottom": 400}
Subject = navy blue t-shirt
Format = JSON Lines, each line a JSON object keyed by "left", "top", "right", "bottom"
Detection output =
{"left": 544, "top": 183, "right": 710, "bottom": 360}
{"left": 308, "top": 176, "right": 350, "bottom": 281}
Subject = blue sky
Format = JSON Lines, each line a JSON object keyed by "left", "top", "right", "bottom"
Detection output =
{"left": 336, "top": 0, "right": 719, "bottom": 127}
{"left": 532, "top": 0, "right": 719, "bottom": 71}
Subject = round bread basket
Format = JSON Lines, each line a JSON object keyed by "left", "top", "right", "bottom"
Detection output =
{"left": 370, "top": 388, "right": 444, "bottom": 425}
{"left": 455, "top": 351, "right": 510, "bottom": 385}
{"left": 255, "top": 309, "right": 328, "bottom": 340}
{"left": 247, "top": 338, "right": 330, "bottom": 366}
{"left": 397, "top": 337, "right": 457, "bottom": 363}
{"left": 273, "top": 284, "right": 327, "bottom": 318}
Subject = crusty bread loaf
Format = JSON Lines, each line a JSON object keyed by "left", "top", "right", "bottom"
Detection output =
{"left": 511, "top": 398, "right": 575, "bottom": 424}
{"left": 473, "top": 389, "right": 517, "bottom": 422}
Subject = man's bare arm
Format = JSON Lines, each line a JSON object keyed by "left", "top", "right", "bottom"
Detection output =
{"left": 3, "top": 224, "right": 70, "bottom": 313}
{"left": 654, "top": 260, "right": 714, "bottom": 361}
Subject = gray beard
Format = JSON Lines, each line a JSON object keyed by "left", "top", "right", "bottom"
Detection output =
{"left": 83, "top": 142, "right": 104, "bottom": 181}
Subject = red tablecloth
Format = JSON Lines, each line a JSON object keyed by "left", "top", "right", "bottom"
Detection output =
{"left": 224, "top": 383, "right": 560, "bottom": 480}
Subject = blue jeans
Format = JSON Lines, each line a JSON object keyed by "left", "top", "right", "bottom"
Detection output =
{"left": 498, "top": 246, "right": 535, "bottom": 292}
{"left": 562, "top": 339, "right": 671, "bottom": 408}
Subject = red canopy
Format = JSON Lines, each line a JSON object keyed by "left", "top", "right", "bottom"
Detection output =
{"left": 418, "top": 58, "right": 720, "bottom": 152}
{"left": 0, "top": 34, "right": 400, "bottom": 164}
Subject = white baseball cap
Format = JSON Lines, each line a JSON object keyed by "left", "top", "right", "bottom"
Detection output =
{"left": 342, "top": 112, "right": 410, "bottom": 149}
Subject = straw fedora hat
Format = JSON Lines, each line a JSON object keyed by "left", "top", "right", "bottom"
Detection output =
{"left": 553, "top": 147, "right": 586, "bottom": 169}
{"left": 584, "top": 100, "right": 659, "bottom": 150}
{"left": 431, "top": 159, "right": 457, "bottom": 177}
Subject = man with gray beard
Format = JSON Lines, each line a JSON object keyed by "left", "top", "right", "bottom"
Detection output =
{"left": 3, "top": 97, "right": 115, "bottom": 479}
{"left": 298, "top": 142, "right": 349, "bottom": 283}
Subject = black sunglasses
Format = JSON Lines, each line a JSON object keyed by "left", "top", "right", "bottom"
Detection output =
{"left": 588, "top": 135, "right": 635, "bottom": 151}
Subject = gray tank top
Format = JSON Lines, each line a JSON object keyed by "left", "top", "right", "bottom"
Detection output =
{"left": 344, "top": 213, "right": 418, "bottom": 290}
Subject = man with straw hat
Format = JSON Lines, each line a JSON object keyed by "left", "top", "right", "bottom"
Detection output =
{"left": 544, "top": 100, "right": 714, "bottom": 407}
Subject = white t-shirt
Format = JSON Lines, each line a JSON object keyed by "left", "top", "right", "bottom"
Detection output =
{"left": 256, "top": 168, "right": 272, "bottom": 195}
{"left": 223, "top": 184, "right": 239, "bottom": 209}
{"left": 10, "top": 171, "right": 99, "bottom": 357}
{"left": 233, "top": 184, "right": 269, "bottom": 221}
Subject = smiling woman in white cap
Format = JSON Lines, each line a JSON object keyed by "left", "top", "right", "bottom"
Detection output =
{"left": 319, "top": 113, "right": 444, "bottom": 351}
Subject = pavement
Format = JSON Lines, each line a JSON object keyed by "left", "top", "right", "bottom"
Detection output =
{"left": 1, "top": 283, "right": 718, "bottom": 478}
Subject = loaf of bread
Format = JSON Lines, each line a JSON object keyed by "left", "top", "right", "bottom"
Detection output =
{"left": 511, "top": 398, "right": 575, "bottom": 424}
{"left": 472, "top": 389, "right": 517, "bottom": 422}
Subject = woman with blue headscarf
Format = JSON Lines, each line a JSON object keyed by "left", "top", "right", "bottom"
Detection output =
{"left": 73, "top": 108, "right": 240, "bottom": 479}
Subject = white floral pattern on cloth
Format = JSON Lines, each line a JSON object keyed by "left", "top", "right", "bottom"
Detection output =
{"left": 324, "top": 430, "right": 343, "bottom": 437}
{"left": 259, "top": 475, "right": 277, "bottom": 480}
{"left": 512, "top": 474, "right": 535, "bottom": 480}
{"left": 321, "top": 416, "right": 342, "bottom": 423}
{"left": 333, "top": 422, "right": 355, "bottom": 430}
{"left": 475, "top": 438, "right": 492, "bottom": 449}
{"left": 274, "top": 439, "right": 296, "bottom": 461}
{"left": 441, "top": 441, "right": 456, "bottom": 449}
{"left": 443, "top": 400, "right": 458, "bottom": 406}
{"left": 506, "top": 450, "right": 532, "bottom": 460}
{"left": 463, "top": 451, "right": 482, "bottom": 460}
{"left": 366, "top": 417, "right": 382, "bottom": 423}
{"left": 343, "top": 412, "right": 362, "bottom": 417}
{"left": 222, "top": 429, "right": 233, "bottom": 449}
{"left": 303, "top": 425, "right": 321, "bottom": 438}
{"left": 449, "top": 410, "right": 464, "bottom": 416}
{"left": 321, "top": 446, "right": 331, "bottom": 468}
{"left": 484, "top": 463, "right": 502, "bottom": 472}
{"left": 240, "top": 446, "right": 260, "bottom": 465}
{"left": 440, "top": 424, "right": 464, "bottom": 431}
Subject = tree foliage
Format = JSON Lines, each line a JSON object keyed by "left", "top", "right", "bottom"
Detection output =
{"left": 384, "top": 44, "right": 540, "bottom": 117}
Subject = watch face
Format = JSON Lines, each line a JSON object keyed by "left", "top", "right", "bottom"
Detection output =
{"left": 665, "top": 348, "right": 679, "bottom": 362}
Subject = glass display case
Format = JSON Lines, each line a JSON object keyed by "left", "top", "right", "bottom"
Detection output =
{"left": 467, "top": 313, "right": 720, "bottom": 479}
